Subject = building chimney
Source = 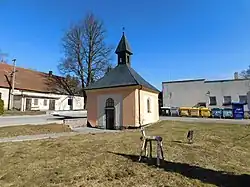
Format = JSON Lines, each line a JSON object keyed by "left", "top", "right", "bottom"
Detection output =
{"left": 234, "top": 72, "right": 239, "bottom": 79}
{"left": 49, "top": 71, "right": 53, "bottom": 76}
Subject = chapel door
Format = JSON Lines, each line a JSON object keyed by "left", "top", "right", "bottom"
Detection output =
{"left": 105, "top": 98, "right": 115, "bottom": 130}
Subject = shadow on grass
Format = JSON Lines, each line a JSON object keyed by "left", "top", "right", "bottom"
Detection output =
{"left": 108, "top": 152, "right": 250, "bottom": 187}
{"left": 171, "top": 140, "right": 195, "bottom": 145}
{"left": 171, "top": 140, "right": 184, "bottom": 144}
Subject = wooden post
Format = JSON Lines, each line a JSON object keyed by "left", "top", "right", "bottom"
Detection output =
{"left": 156, "top": 141, "right": 160, "bottom": 166}
{"left": 149, "top": 141, "right": 152, "bottom": 159}
{"left": 187, "top": 130, "right": 194, "bottom": 144}
{"left": 145, "top": 139, "right": 148, "bottom": 157}
{"left": 160, "top": 141, "right": 164, "bottom": 160}
{"left": 139, "top": 138, "right": 146, "bottom": 161}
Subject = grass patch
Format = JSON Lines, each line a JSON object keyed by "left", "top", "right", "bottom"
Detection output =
{"left": 2, "top": 110, "right": 46, "bottom": 116}
{"left": 0, "top": 121, "right": 250, "bottom": 187}
{"left": 0, "top": 123, "right": 72, "bottom": 138}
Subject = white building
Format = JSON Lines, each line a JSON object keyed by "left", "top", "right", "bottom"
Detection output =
{"left": 0, "top": 62, "right": 84, "bottom": 111}
{"left": 162, "top": 74, "right": 249, "bottom": 112}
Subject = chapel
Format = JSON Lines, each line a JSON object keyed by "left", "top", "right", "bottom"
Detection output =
{"left": 85, "top": 32, "right": 159, "bottom": 129}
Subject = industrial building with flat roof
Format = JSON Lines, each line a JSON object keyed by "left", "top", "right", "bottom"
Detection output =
{"left": 162, "top": 74, "right": 249, "bottom": 112}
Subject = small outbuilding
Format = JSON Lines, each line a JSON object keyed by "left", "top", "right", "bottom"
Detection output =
{"left": 85, "top": 32, "right": 159, "bottom": 129}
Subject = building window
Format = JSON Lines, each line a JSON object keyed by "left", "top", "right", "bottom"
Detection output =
{"left": 34, "top": 98, "right": 38, "bottom": 105}
{"left": 147, "top": 98, "right": 151, "bottom": 113}
{"left": 68, "top": 98, "right": 73, "bottom": 106}
{"left": 106, "top": 98, "right": 114, "bottom": 108}
{"left": 223, "top": 96, "right": 232, "bottom": 105}
{"left": 239, "top": 95, "right": 247, "bottom": 103}
{"left": 43, "top": 99, "right": 47, "bottom": 106}
{"left": 209, "top": 96, "right": 217, "bottom": 105}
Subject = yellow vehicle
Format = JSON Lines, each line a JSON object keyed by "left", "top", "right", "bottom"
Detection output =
{"left": 200, "top": 107, "right": 211, "bottom": 118}
{"left": 189, "top": 107, "right": 200, "bottom": 117}
{"left": 179, "top": 107, "right": 190, "bottom": 117}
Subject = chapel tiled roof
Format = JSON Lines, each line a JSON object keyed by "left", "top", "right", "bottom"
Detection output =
{"left": 85, "top": 64, "right": 159, "bottom": 92}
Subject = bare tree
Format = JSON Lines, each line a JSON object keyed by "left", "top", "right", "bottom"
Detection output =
{"left": 240, "top": 66, "right": 250, "bottom": 79}
{"left": 45, "top": 74, "right": 81, "bottom": 96}
{"left": 58, "top": 13, "right": 113, "bottom": 108}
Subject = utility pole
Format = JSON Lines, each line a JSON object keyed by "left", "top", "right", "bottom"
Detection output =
{"left": 10, "top": 59, "right": 16, "bottom": 110}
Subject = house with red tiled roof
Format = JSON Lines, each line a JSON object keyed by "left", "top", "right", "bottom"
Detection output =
{"left": 0, "top": 62, "right": 84, "bottom": 111}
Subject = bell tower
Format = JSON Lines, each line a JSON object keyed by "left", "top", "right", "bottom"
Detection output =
{"left": 115, "top": 32, "right": 133, "bottom": 66}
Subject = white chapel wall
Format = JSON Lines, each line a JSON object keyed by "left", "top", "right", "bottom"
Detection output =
{"left": 140, "top": 90, "right": 159, "bottom": 125}
{"left": 97, "top": 93, "right": 123, "bottom": 129}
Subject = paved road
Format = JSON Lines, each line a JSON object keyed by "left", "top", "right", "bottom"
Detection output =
{"left": 1, "top": 114, "right": 250, "bottom": 128}
{"left": 0, "top": 115, "right": 64, "bottom": 127}
{"left": 49, "top": 110, "right": 87, "bottom": 118}
{"left": 160, "top": 116, "right": 250, "bottom": 125}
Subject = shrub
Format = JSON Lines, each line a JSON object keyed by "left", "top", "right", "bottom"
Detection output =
{"left": 0, "top": 99, "right": 4, "bottom": 115}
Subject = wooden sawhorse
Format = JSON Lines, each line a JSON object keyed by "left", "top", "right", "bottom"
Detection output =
{"left": 138, "top": 127, "right": 164, "bottom": 166}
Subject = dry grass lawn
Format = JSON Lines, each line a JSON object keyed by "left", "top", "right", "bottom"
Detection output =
{"left": 0, "top": 121, "right": 250, "bottom": 187}
{"left": 0, "top": 123, "right": 72, "bottom": 138}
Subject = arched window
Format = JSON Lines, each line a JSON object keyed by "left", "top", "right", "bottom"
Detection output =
{"left": 106, "top": 98, "right": 114, "bottom": 108}
{"left": 147, "top": 98, "right": 151, "bottom": 113}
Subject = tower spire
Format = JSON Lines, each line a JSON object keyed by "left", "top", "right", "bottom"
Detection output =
{"left": 115, "top": 30, "right": 133, "bottom": 66}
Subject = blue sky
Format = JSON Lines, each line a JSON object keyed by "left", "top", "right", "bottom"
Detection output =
{"left": 0, "top": 0, "right": 249, "bottom": 89}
